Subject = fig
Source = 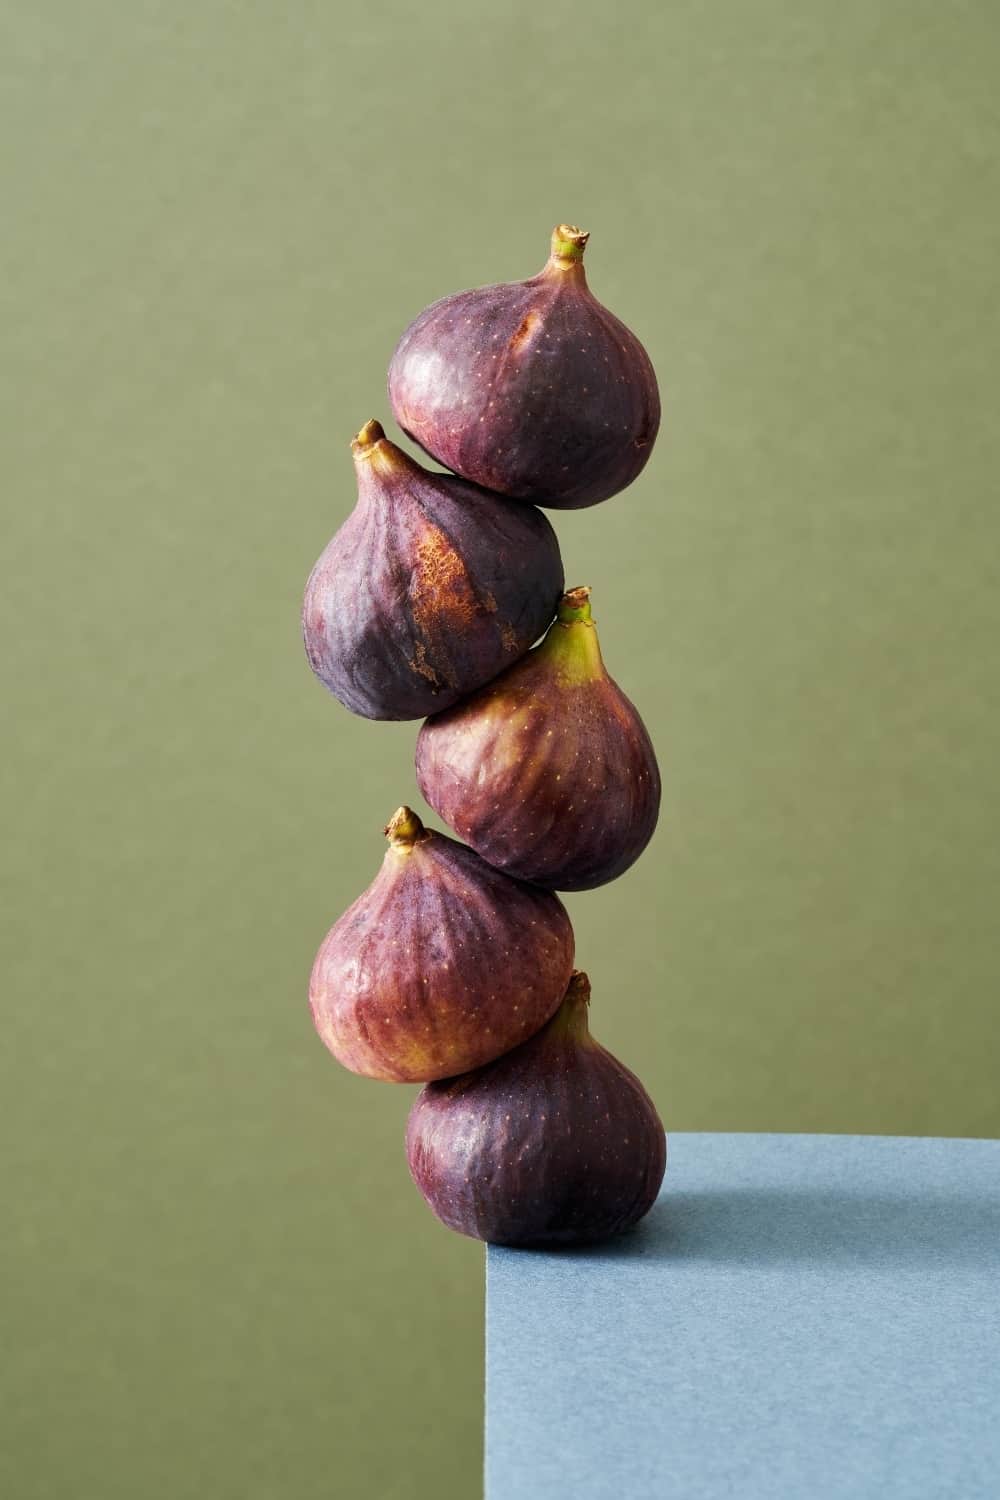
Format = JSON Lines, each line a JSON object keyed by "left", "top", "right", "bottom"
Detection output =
{"left": 406, "top": 971, "right": 666, "bottom": 1246}
{"left": 302, "top": 420, "right": 564, "bottom": 720}
{"left": 388, "top": 225, "right": 660, "bottom": 510}
{"left": 415, "top": 586, "right": 660, "bottom": 890}
{"left": 309, "top": 807, "right": 575, "bottom": 1083}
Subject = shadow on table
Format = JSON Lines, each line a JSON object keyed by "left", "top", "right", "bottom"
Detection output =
{"left": 545, "top": 1186, "right": 1000, "bottom": 1270}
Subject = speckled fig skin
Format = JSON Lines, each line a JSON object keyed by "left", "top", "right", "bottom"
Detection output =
{"left": 406, "top": 971, "right": 666, "bottom": 1246}
{"left": 388, "top": 226, "right": 660, "bottom": 510}
{"left": 309, "top": 807, "right": 575, "bottom": 1083}
{"left": 415, "top": 587, "right": 660, "bottom": 891}
{"left": 302, "top": 420, "right": 564, "bottom": 720}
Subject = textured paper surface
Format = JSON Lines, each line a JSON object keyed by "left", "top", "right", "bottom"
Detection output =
{"left": 487, "top": 1133, "right": 1000, "bottom": 1499}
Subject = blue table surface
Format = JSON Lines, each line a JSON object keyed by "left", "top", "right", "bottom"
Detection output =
{"left": 486, "top": 1132, "right": 1000, "bottom": 1500}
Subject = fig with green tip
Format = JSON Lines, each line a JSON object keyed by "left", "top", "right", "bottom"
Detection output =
{"left": 309, "top": 808, "right": 575, "bottom": 1083}
{"left": 302, "top": 420, "right": 564, "bottom": 720}
{"left": 406, "top": 971, "right": 667, "bottom": 1246}
{"left": 388, "top": 225, "right": 660, "bottom": 509}
{"left": 415, "top": 587, "right": 660, "bottom": 890}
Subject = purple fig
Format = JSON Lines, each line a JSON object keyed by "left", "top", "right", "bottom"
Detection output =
{"left": 302, "top": 420, "right": 564, "bottom": 720}
{"left": 415, "top": 586, "right": 660, "bottom": 890}
{"left": 406, "top": 971, "right": 666, "bottom": 1246}
{"left": 388, "top": 225, "right": 660, "bottom": 510}
{"left": 309, "top": 807, "right": 575, "bottom": 1083}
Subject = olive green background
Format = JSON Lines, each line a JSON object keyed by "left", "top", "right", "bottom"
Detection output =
{"left": 3, "top": 2, "right": 998, "bottom": 1496}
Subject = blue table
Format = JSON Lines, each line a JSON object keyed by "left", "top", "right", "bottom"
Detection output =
{"left": 486, "top": 1133, "right": 1000, "bottom": 1499}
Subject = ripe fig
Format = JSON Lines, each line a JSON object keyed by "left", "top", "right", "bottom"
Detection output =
{"left": 415, "top": 586, "right": 660, "bottom": 890}
{"left": 406, "top": 971, "right": 666, "bottom": 1246}
{"left": 388, "top": 225, "right": 660, "bottom": 510}
{"left": 309, "top": 807, "right": 575, "bottom": 1083}
{"left": 302, "top": 420, "right": 564, "bottom": 720}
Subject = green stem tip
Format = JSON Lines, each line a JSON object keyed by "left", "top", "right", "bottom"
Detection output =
{"left": 550, "top": 223, "right": 590, "bottom": 265}
{"left": 384, "top": 806, "right": 426, "bottom": 846}
{"left": 550, "top": 970, "right": 593, "bottom": 1040}
{"left": 351, "top": 418, "right": 386, "bottom": 457}
{"left": 542, "top": 587, "right": 604, "bottom": 683}
{"left": 556, "top": 585, "right": 593, "bottom": 625}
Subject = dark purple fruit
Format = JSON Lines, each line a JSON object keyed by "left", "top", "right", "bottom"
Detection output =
{"left": 302, "top": 420, "right": 564, "bottom": 720}
{"left": 415, "top": 586, "right": 660, "bottom": 890}
{"left": 388, "top": 225, "right": 660, "bottom": 510}
{"left": 309, "top": 807, "right": 575, "bottom": 1083}
{"left": 406, "top": 971, "right": 666, "bottom": 1246}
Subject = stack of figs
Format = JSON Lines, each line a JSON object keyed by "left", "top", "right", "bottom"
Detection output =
{"left": 303, "top": 226, "right": 666, "bottom": 1247}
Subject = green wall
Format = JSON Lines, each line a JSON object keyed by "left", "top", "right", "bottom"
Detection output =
{"left": 4, "top": 2, "right": 998, "bottom": 1496}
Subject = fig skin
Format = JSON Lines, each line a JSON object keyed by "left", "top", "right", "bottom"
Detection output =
{"left": 388, "top": 225, "right": 660, "bottom": 511}
{"left": 415, "top": 587, "right": 661, "bottom": 891}
{"left": 309, "top": 807, "right": 575, "bottom": 1083}
{"left": 302, "top": 420, "right": 564, "bottom": 720}
{"left": 406, "top": 971, "right": 666, "bottom": 1247}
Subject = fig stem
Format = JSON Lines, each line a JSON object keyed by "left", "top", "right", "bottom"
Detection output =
{"left": 384, "top": 806, "right": 426, "bottom": 846}
{"left": 550, "top": 971, "right": 593, "bottom": 1040}
{"left": 557, "top": 586, "right": 593, "bottom": 625}
{"left": 550, "top": 224, "right": 590, "bottom": 265}
{"left": 351, "top": 418, "right": 386, "bottom": 455}
{"left": 351, "top": 419, "right": 414, "bottom": 483}
{"left": 541, "top": 587, "right": 604, "bottom": 684}
{"left": 566, "top": 970, "right": 592, "bottom": 1005}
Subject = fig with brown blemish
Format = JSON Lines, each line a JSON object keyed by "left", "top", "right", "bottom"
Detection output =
{"left": 302, "top": 420, "right": 564, "bottom": 720}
